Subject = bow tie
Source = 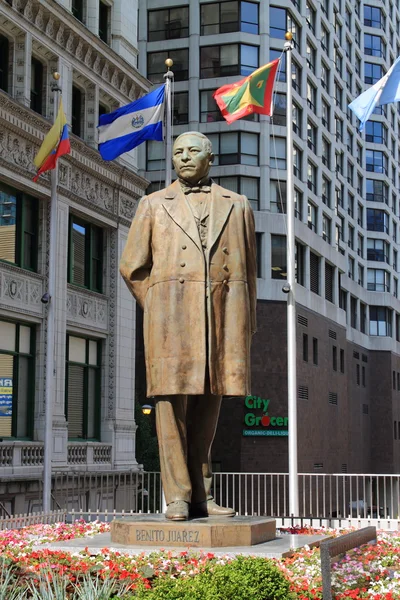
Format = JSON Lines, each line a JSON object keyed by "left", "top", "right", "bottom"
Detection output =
{"left": 182, "top": 185, "right": 211, "bottom": 194}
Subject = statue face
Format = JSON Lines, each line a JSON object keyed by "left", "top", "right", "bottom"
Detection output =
{"left": 172, "top": 134, "right": 214, "bottom": 184}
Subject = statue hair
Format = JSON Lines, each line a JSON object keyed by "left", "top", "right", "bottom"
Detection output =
{"left": 174, "top": 131, "right": 213, "bottom": 154}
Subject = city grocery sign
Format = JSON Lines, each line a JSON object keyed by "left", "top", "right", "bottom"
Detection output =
{"left": 243, "top": 395, "right": 288, "bottom": 437}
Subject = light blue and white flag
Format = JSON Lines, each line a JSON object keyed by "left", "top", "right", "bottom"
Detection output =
{"left": 349, "top": 57, "right": 400, "bottom": 131}
{"left": 98, "top": 85, "right": 165, "bottom": 160}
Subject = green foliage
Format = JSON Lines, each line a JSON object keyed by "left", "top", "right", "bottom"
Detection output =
{"left": 134, "top": 400, "right": 160, "bottom": 472}
{"left": 132, "top": 556, "right": 293, "bottom": 600}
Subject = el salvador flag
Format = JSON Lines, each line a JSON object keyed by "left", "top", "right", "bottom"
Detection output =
{"left": 98, "top": 85, "right": 165, "bottom": 161}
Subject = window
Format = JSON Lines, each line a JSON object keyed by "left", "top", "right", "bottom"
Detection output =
{"left": 365, "top": 62, "right": 383, "bottom": 84}
{"left": 208, "top": 131, "right": 258, "bottom": 166}
{"left": 66, "top": 336, "right": 101, "bottom": 440}
{"left": 214, "top": 176, "right": 259, "bottom": 211}
{"left": 322, "top": 214, "right": 331, "bottom": 244}
{"left": 306, "top": 42, "right": 316, "bottom": 72}
{"left": 72, "top": 85, "right": 84, "bottom": 137}
{"left": 306, "top": 2, "right": 316, "bottom": 31}
{"left": 201, "top": 1, "right": 259, "bottom": 35}
{"left": 200, "top": 90, "right": 224, "bottom": 123}
{"left": 367, "top": 239, "right": 389, "bottom": 262}
{"left": 348, "top": 256, "right": 355, "bottom": 280}
{"left": 148, "top": 49, "right": 189, "bottom": 83}
{"left": 364, "top": 33, "right": 385, "bottom": 57}
{"left": 367, "top": 209, "right": 389, "bottom": 233}
{"left": 366, "top": 179, "right": 388, "bottom": 203}
{"left": 307, "top": 81, "right": 316, "bottom": 112}
{"left": 173, "top": 92, "right": 189, "bottom": 125}
{"left": 321, "top": 100, "right": 330, "bottom": 128}
{"left": 362, "top": 366, "right": 366, "bottom": 387}
{"left": 393, "top": 370, "right": 396, "bottom": 390}
{"left": 0, "top": 34, "right": 9, "bottom": 93}
{"left": 71, "top": 0, "right": 84, "bottom": 22}
{"left": 321, "top": 62, "right": 330, "bottom": 91}
{"left": 148, "top": 6, "right": 189, "bottom": 41}
{"left": 292, "top": 103, "right": 302, "bottom": 136}
{"left": 360, "top": 302, "right": 367, "bottom": 333}
{"left": 325, "top": 262, "right": 334, "bottom": 302}
{"left": 68, "top": 216, "right": 103, "bottom": 292}
{"left": 272, "top": 93, "right": 286, "bottom": 126}
{"left": 307, "top": 201, "right": 317, "bottom": 232}
{"left": 0, "top": 320, "right": 35, "bottom": 439}
{"left": 364, "top": 5, "right": 383, "bottom": 28}
{"left": 294, "top": 189, "right": 303, "bottom": 220}
{"left": 307, "top": 122, "right": 317, "bottom": 153}
{"left": 310, "top": 251, "right": 320, "bottom": 294}
{"left": 322, "top": 139, "right": 330, "bottom": 168}
{"left": 293, "top": 146, "right": 302, "bottom": 178}
{"left": 200, "top": 44, "right": 258, "bottom": 78}
{"left": 367, "top": 268, "right": 390, "bottom": 292}
{"left": 332, "top": 345, "right": 337, "bottom": 371}
{"left": 30, "top": 58, "right": 44, "bottom": 115}
{"left": 369, "top": 306, "right": 392, "bottom": 336}
{"left": 356, "top": 363, "right": 360, "bottom": 385}
{"left": 0, "top": 184, "right": 38, "bottom": 271}
{"left": 313, "top": 338, "right": 318, "bottom": 365}
{"left": 99, "top": 1, "right": 110, "bottom": 44}
{"left": 351, "top": 296, "right": 357, "bottom": 328}
{"left": 303, "top": 333, "right": 308, "bottom": 362}
{"left": 340, "top": 349, "right": 345, "bottom": 373}
{"left": 365, "top": 121, "right": 387, "bottom": 144}
{"left": 270, "top": 180, "right": 286, "bottom": 213}
{"left": 270, "top": 137, "right": 286, "bottom": 170}
{"left": 147, "top": 139, "right": 167, "bottom": 171}
{"left": 295, "top": 242, "right": 305, "bottom": 285}
{"left": 322, "top": 177, "right": 331, "bottom": 206}
{"left": 271, "top": 235, "right": 286, "bottom": 280}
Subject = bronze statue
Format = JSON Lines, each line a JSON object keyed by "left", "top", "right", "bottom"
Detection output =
{"left": 120, "top": 132, "right": 257, "bottom": 521}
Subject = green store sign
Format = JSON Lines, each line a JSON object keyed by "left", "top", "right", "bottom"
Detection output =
{"left": 243, "top": 395, "right": 288, "bottom": 437}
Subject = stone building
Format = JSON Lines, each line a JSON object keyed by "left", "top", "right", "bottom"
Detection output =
{"left": 0, "top": 0, "right": 148, "bottom": 513}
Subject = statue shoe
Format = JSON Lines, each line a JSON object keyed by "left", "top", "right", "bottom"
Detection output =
{"left": 190, "top": 499, "right": 235, "bottom": 518}
{"left": 165, "top": 500, "right": 189, "bottom": 521}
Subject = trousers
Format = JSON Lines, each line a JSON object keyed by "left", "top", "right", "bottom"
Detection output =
{"left": 155, "top": 391, "right": 222, "bottom": 505}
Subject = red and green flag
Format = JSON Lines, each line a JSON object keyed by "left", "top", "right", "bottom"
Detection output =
{"left": 213, "top": 59, "right": 280, "bottom": 124}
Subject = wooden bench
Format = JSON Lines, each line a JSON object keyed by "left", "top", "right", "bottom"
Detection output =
{"left": 320, "top": 526, "right": 377, "bottom": 600}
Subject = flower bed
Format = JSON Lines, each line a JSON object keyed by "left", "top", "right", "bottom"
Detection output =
{"left": 0, "top": 521, "right": 399, "bottom": 598}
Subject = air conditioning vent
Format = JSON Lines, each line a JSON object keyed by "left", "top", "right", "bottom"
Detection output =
{"left": 314, "top": 463, "right": 323, "bottom": 470}
{"left": 341, "top": 463, "right": 348, "bottom": 473}
{"left": 298, "top": 315, "right": 308, "bottom": 327}
{"left": 329, "top": 392, "right": 338, "bottom": 405}
{"left": 329, "top": 329, "right": 337, "bottom": 340}
{"left": 298, "top": 385, "right": 309, "bottom": 400}
{"left": 353, "top": 351, "right": 360, "bottom": 359}
{"left": 363, "top": 404, "right": 369, "bottom": 415}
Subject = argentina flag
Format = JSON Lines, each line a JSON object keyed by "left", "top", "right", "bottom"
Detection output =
{"left": 98, "top": 85, "right": 165, "bottom": 161}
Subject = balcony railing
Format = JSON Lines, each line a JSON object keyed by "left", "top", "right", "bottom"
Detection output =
{"left": 0, "top": 442, "right": 112, "bottom": 471}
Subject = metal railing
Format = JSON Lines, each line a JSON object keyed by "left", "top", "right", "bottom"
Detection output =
{"left": 2, "top": 472, "right": 400, "bottom": 529}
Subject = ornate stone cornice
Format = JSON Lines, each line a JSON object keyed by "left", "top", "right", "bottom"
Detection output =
{"left": 2, "top": 0, "right": 149, "bottom": 102}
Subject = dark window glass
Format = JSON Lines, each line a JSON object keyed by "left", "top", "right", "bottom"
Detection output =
{"left": 200, "top": 44, "right": 258, "bottom": 78}
{"left": 271, "top": 235, "right": 287, "bottom": 280}
{"left": 66, "top": 336, "right": 101, "bottom": 440}
{"left": 148, "top": 7, "right": 189, "bottom": 41}
{"left": 99, "top": 103, "right": 108, "bottom": 118}
{"left": 270, "top": 7, "right": 287, "bottom": 38}
{"left": 30, "top": 58, "right": 44, "bottom": 115}
{"left": 356, "top": 363, "right": 360, "bottom": 385}
{"left": 72, "top": 0, "right": 84, "bottom": 22}
{"left": 272, "top": 93, "right": 286, "bottom": 126}
{"left": 0, "top": 34, "right": 9, "bottom": 93}
{"left": 367, "top": 208, "right": 388, "bottom": 233}
{"left": 0, "top": 320, "right": 35, "bottom": 439}
{"left": 173, "top": 92, "right": 189, "bottom": 125}
{"left": 340, "top": 349, "right": 345, "bottom": 373}
{"left": 214, "top": 176, "right": 259, "bottom": 211}
{"left": 313, "top": 338, "right": 318, "bottom": 365}
{"left": 364, "top": 5, "right": 383, "bottom": 28}
{"left": 332, "top": 345, "right": 337, "bottom": 371}
{"left": 147, "top": 49, "right": 189, "bottom": 83}
{"left": 303, "top": 333, "right": 308, "bottom": 362}
{"left": 72, "top": 86, "right": 83, "bottom": 137}
{"left": 200, "top": 1, "right": 258, "bottom": 35}
{"left": 365, "top": 62, "right": 383, "bottom": 84}
{"left": 0, "top": 184, "right": 38, "bottom": 271}
{"left": 99, "top": 1, "right": 110, "bottom": 43}
{"left": 310, "top": 251, "right": 320, "bottom": 294}
{"left": 68, "top": 216, "right": 103, "bottom": 292}
{"left": 295, "top": 242, "right": 305, "bottom": 285}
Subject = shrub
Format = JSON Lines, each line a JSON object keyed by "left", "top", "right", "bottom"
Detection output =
{"left": 131, "top": 556, "right": 293, "bottom": 600}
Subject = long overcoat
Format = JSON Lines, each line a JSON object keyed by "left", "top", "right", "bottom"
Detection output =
{"left": 120, "top": 179, "right": 257, "bottom": 397}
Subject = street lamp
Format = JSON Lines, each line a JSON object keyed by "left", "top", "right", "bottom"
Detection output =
{"left": 142, "top": 404, "right": 154, "bottom": 416}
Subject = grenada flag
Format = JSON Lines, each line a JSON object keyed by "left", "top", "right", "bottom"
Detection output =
{"left": 33, "top": 98, "right": 70, "bottom": 182}
{"left": 213, "top": 59, "right": 280, "bottom": 124}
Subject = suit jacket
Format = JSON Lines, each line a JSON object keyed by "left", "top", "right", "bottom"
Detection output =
{"left": 120, "top": 179, "right": 257, "bottom": 397}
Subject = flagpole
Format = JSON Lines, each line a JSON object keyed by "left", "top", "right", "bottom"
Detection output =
{"left": 284, "top": 32, "right": 299, "bottom": 518}
{"left": 163, "top": 59, "right": 174, "bottom": 187}
{"left": 43, "top": 72, "right": 62, "bottom": 512}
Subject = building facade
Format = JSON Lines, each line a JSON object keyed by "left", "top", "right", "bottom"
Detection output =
{"left": 0, "top": 0, "right": 149, "bottom": 513}
{"left": 138, "top": 0, "right": 400, "bottom": 475}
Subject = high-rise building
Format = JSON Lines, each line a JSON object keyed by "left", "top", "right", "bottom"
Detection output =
{"left": 0, "top": 0, "right": 149, "bottom": 513}
{"left": 138, "top": 0, "right": 400, "bottom": 475}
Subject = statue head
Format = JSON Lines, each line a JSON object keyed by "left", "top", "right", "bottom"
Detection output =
{"left": 172, "top": 132, "right": 214, "bottom": 185}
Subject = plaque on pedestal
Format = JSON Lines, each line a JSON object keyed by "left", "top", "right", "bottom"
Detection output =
{"left": 111, "top": 514, "right": 276, "bottom": 548}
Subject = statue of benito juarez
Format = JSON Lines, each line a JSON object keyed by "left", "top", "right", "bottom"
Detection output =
{"left": 120, "top": 132, "right": 257, "bottom": 521}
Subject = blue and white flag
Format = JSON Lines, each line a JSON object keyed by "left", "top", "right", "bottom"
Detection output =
{"left": 349, "top": 57, "right": 400, "bottom": 131}
{"left": 98, "top": 85, "right": 165, "bottom": 160}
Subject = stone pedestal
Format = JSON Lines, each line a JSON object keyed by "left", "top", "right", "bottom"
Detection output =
{"left": 111, "top": 514, "right": 276, "bottom": 548}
